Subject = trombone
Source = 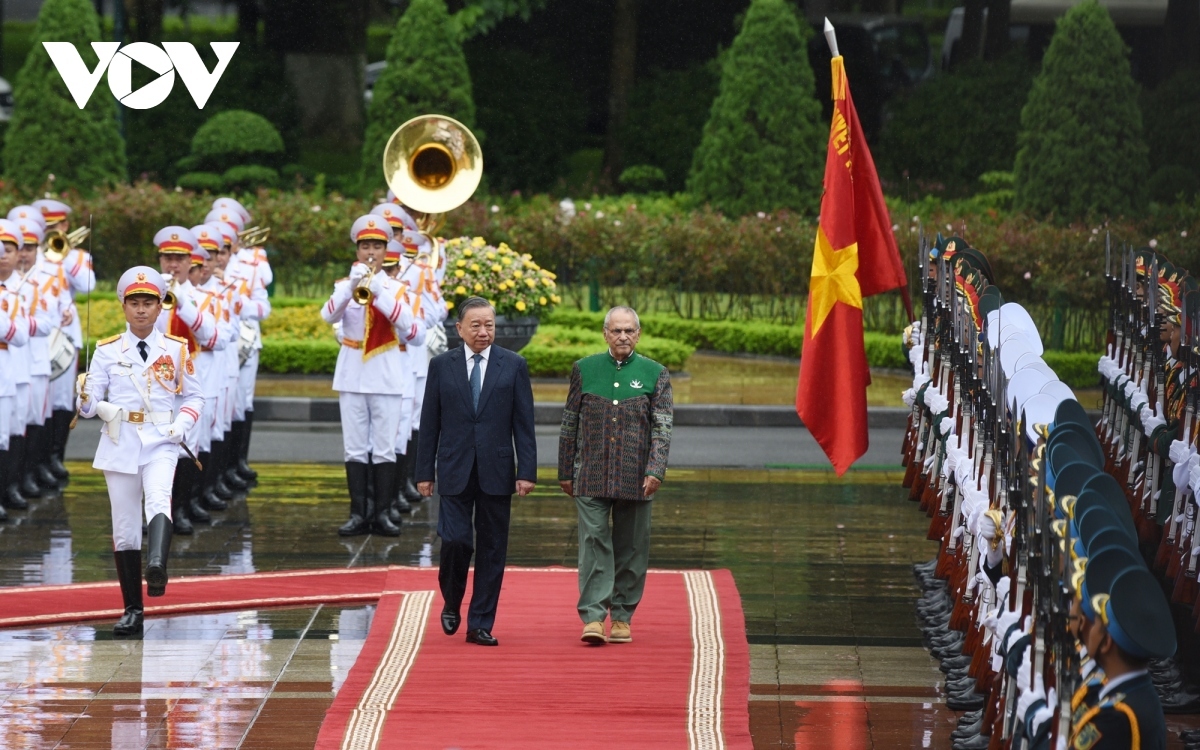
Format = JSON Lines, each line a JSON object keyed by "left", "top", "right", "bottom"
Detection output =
{"left": 238, "top": 226, "right": 271, "bottom": 247}
{"left": 43, "top": 227, "right": 91, "bottom": 263}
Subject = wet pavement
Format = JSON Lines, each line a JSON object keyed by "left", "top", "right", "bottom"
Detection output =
{"left": 0, "top": 463, "right": 1191, "bottom": 748}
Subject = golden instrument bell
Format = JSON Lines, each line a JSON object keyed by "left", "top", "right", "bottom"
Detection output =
{"left": 383, "top": 115, "right": 482, "bottom": 215}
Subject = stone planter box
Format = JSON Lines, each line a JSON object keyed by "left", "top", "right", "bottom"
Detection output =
{"left": 443, "top": 315, "right": 539, "bottom": 352}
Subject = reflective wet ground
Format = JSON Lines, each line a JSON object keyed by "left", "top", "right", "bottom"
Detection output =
{"left": 0, "top": 464, "right": 1190, "bottom": 748}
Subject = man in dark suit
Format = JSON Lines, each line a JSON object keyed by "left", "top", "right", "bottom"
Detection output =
{"left": 417, "top": 297, "right": 537, "bottom": 646}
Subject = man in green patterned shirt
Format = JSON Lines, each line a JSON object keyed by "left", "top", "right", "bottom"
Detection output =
{"left": 558, "top": 306, "right": 673, "bottom": 645}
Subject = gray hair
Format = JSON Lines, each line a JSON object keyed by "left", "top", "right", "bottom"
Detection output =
{"left": 457, "top": 296, "right": 496, "bottom": 321}
{"left": 603, "top": 306, "right": 641, "bottom": 330}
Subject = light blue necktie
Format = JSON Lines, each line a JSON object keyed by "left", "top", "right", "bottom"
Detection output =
{"left": 470, "top": 353, "right": 483, "bottom": 413}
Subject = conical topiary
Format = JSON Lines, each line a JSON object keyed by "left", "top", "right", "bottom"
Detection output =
{"left": 1013, "top": 0, "right": 1148, "bottom": 219}
{"left": 361, "top": 0, "right": 475, "bottom": 190}
{"left": 686, "top": 0, "right": 825, "bottom": 217}
{"left": 4, "top": 0, "right": 127, "bottom": 189}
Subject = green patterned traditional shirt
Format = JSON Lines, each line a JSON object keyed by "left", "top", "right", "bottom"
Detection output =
{"left": 558, "top": 350, "right": 673, "bottom": 500}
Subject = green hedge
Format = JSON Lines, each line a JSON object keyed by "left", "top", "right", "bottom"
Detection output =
{"left": 258, "top": 339, "right": 340, "bottom": 375}
{"left": 1042, "top": 351, "right": 1101, "bottom": 390}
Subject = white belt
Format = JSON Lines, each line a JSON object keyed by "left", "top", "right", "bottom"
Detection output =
{"left": 121, "top": 410, "right": 172, "bottom": 425}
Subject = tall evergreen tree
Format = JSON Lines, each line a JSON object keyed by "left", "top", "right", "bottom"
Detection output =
{"left": 4, "top": 0, "right": 127, "bottom": 190}
{"left": 1013, "top": 0, "right": 1148, "bottom": 219}
{"left": 361, "top": 0, "right": 475, "bottom": 190}
{"left": 686, "top": 0, "right": 824, "bottom": 217}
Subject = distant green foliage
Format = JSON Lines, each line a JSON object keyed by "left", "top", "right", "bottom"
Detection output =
{"left": 1013, "top": 1, "right": 1148, "bottom": 220}
{"left": 687, "top": 0, "right": 824, "bottom": 216}
{"left": 622, "top": 62, "right": 720, "bottom": 193}
{"left": 618, "top": 165, "right": 667, "bottom": 192}
{"left": 1042, "top": 351, "right": 1101, "bottom": 389}
{"left": 523, "top": 325, "right": 694, "bottom": 376}
{"left": 880, "top": 54, "right": 1033, "bottom": 193}
{"left": 259, "top": 339, "right": 340, "bottom": 375}
{"left": 223, "top": 165, "right": 280, "bottom": 191}
{"left": 191, "top": 110, "right": 285, "bottom": 172}
{"left": 1141, "top": 68, "right": 1200, "bottom": 202}
{"left": 361, "top": 0, "right": 475, "bottom": 188}
{"left": 176, "top": 171, "right": 225, "bottom": 193}
{"left": 3, "top": 0, "right": 126, "bottom": 190}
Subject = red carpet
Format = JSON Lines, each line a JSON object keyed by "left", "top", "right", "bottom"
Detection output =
{"left": 316, "top": 567, "right": 752, "bottom": 750}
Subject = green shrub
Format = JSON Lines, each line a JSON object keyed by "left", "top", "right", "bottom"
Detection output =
{"left": 879, "top": 54, "right": 1033, "bottom": 194}
{"left": 1013, "top": 1, "right": 1149, "bottom": 220}
{"left": 191, "top": 110, "right": 285, "bottom": 173}
{"left": 1141, "top": 68, "right": 1200, "bottom": 197}
{"left": 687, "top": 0, "right": 824, "bottom": 216}
{"left": 223, "top": 165, "right": 280, "bottom": 191}
{"left": 1042, "top": 351, "right": 1101, "bottom": 390}
{"left": 523, "top": 325, "right": 694, "bottom": 376}
{"left": 3, "top": 0, "right": 126, "bottom": 190}
{"left": 618, "top": 165, "right": 667, "bottom": 193}
{"left": 176, "top": 171, "right": 225, "bottom": 193}
{"left": 621, "top": 62, "right": 719, "bottom": 193}
{"left": 1148, "top": 165, "right": 1199, "bottom": 204}
{"left": 361, "top": 0, "right": 474, "bottom": 191}
{"left": 258, "top": 339, "right": 340, "bottom": 375}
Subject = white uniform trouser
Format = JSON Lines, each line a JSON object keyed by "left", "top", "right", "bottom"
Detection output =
{"left": 28, "top": 375, "right": 49, "bottom": 426}
{"left": 50, "top": 360, "right": 76, "bottom": 410}
{"left": 412, "top": 375, "right": 427, "bottom": 432}
{"left": 105, "top": 454, "right": 177, "bottom": 551}
{"left": 395, "top": 396, "right": 414, "bottom": 455}
{"left": 235, "top": 350, "right": 259, "bottom": 420}
{"left": 0, "top": 396, "right": 10, "bottom": 450}
{"left": 11, "top": 383, "right": 29, "bottom": 437}
{"left": 339, "top": 392, "right": 401, "bottom": 464}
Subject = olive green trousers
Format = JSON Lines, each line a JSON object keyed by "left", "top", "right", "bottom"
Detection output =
{"left": 575, "top": 495, "right": 653, "bottom": 624}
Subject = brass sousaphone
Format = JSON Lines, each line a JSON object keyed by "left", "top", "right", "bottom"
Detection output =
{"left": 382, "top": 114, "right": 483, "bottom": 272}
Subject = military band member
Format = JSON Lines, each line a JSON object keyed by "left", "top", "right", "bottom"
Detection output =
{"left": 77, "top": 266, "right": 204, "bottom": 637}
{"left": 0, "top": 237, "right": 29, "bottom": 523}
{"left": 200, "top": 217, "right": 245, "bottom": 508}
{"left": 321, "top": 215, "right": 422, "bottom": 537}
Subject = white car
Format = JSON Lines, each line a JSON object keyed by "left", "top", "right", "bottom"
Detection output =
{"left": 0, "top": 78, "right": 13, "bottom": 122}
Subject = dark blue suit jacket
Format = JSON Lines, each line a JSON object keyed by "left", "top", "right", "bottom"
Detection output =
{"left": 416, "top": 345, "right": 537, "bottom": 496}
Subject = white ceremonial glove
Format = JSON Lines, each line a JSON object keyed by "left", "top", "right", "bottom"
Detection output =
{"left": 1189, "top": 463, "right": 1200, "bottom": 496}
{"left": 1015, "top": 671, "right": 1043, "bottom": 722}
{"left": 368, "top": 270, "right": 389, "bottom": 297}
{"left": 902, "top": 388, "right": 916, "bottom": 407}
{"left": 1143, "top": 411, "right": 1166, "bottom": 436}
{"left": 939, "top": 416, "right": 955, "bottom": 437}
{"left": 1123, "top": 380, "right": 1138, "bottom": 400}
{"left": 349, "top": 262, "right": 370, "bottom": 283}
{"left": 165, "top": 418, "right": 188, "bottom": 445}
{"left": 1170, "top": 439, "right": 1194, "bottom": 466}
{"left": 95, "top": 401, "right": 120, "bottom": 424}
{"left": 1131, "top": 389, "right": 1149, "bottom": 413}
{"left": 996, "top": 576, "right": 1011, "bottom": 603}
{"left": 1174, "top": 454, "right": 1195, "bottom": 489}
{"left": 997, "top": 608, "right": 1020, "bottom": 643}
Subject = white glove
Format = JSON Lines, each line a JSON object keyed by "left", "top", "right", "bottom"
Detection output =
{"left": 1143, "top": 411, "right": 1166, "bottom": 436}
{"left": 1189, "top": 463, "right": 1200, "bottom": 496}
{"left": 985, "top": 542, "right": 1005, "bottom": 570}
{"left": 165, "top": 418, "right": 188, "bottom": 445}
{"left": 349, "top": 262, "right": 370, "bottom": 283}
{"left": 1174, "top": 453, "right": 1196, "bottom": 489}
{"left": 95, "top": 401, "right": 120, "bottom": 423}
{"left": 939, "top": 416, "right": 955, "bottom": 437}
{"left": 1131, "top": 389, "right": 1149, "bottom": 412}
{"left": 902, "top": 388, "right": 916, "bottom": 407}
{"left": 1030, "top": 690, "right": 1057, "bottom": 737}
{"left": 1169, "top": 439, "right": 1193, "bottom": 466}
{"left": 1015, "top": 671, "right": 1043, "bottom": 723}
{"left": 368, "top": 271, "right": 389, "bottom": 297}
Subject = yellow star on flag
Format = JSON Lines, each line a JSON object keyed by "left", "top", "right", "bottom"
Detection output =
{"left": 808, "top": 226, "right": 862, "bottom": 336}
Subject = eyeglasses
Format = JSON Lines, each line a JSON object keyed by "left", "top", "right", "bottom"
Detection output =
{"left": 606, "top": 327, "right": 639, "bottom": 336}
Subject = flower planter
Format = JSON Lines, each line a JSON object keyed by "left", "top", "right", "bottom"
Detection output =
{"left": 443, "top": 315, "right": 539, "bottom": 352}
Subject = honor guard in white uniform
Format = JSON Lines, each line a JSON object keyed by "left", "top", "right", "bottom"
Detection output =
{"left": 77, "top": 266, "right": 204, "bottom": 637}
{"left": 201, "top": 219, "right": 246, "bottom": 509}
{"left": 0, "top": 219, "right": 54, "bottom": 510}
{"left": 322, "top": 215, "right": 423, "bottom": 537}
{"left": 0, "top": 235, "right": 29, "bottom": 523}
{"left": 28, "top": 200, "right": 95, "bottom": 483}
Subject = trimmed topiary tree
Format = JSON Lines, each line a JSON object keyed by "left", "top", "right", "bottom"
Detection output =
{"left": 361, "top": 0, "right": 475, "bottom": 189}
{"left": 4, "top": 0, "right": 126, "bottom": 189}
{"left": 1013, "top": 0, "right": 1149, "bottom": 219}
{"left": 686, "top": 0, "right": 825, "bottom": 217}
{"left": 177, "top": 110, "right": 284, "bottom": 192}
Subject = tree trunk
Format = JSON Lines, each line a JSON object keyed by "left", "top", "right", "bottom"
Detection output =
{"left": 1163, "top": 0, "right": 1200, "bottom": 77}
{"left": 983, "top": 0, "right": 1011, "bottom": 60}
{"left": 603, "top": 0, "right": 639, "bottom": 187}
{"left": 130, "top": 0, "right": 164, "bottom": 43}
{"left": 955, "top": 0, "right": 985, "bottom": 67}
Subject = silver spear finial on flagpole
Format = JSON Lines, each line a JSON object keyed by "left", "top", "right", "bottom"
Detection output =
{"left": 824, "top": 18, "right": 840, "bottom": 57}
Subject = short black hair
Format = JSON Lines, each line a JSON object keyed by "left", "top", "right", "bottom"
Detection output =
{"left": 457, "top": 296, "right": 495, "bottom": 321}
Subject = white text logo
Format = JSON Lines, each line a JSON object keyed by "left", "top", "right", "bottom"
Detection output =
{"left": 42, "top": 42, "right": 239, "bottom": 110}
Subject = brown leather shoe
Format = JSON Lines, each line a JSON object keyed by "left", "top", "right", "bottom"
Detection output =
{"left": 609, "top": 621, "right": 631, "bottom": 643}
{"left": 581, "top": 621, "right": 607, "bottom": 644}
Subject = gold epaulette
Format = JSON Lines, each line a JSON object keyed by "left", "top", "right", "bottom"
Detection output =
{"left": 97, "top": 334, "right": 120, "bottom": 346}
{"left": 165, "top": 333, "right": 189, "bottom": 345}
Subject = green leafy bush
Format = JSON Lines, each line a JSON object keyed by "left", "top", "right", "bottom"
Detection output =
{"left": 3, "top": 0, "right": 127, "bottom": 190}
{"left": 1013, "top": 1, "right": 1149, "bottom": 220}
{"left": 618, "top": 165, "right": 667, "bottom": 193}
{"left": 1148, "top": 166, "right": 1200, "bottom": 204}
{"left": 1042, "top": 351, "right": 1101, "bottom": 389}
{"left": 621, "top": 62, "right": 719, "bottom": 193}
{"left": 176, "top": 172, "right": 225, "bottom": 193}
{"left": 362, "top": 0, "right": 474, "bottom": 190}
{"left": 223, "top": 165, "right": 280, "bottom": 192}
{"left": 190, "top": 110, "right": 285, "bottom": 173}
{"left": 687, "top": 0, "right": 824, "bottom": 216}
{"left": 522, "top": 325, "right": 694, "bottom": 376}
{"left": 258, "top": 339, "right": 340, "bottom": 375}
{"left": 1141, "top": 69, "right": 1200, "bottom": 201}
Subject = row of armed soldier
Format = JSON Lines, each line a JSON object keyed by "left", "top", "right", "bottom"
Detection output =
{"left": 898, "top": 233, "right": 1199, "bottom": 750}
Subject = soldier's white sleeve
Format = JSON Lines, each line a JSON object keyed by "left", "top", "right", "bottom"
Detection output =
{"left": 64, "top": 250, "right": 96, "bottom": 294}
{"left": 238, "top": 281, "right": 271, "bottom": 321}
{"left": 176, "top": 291, "right": 218, "bottom": 350}
{"left": 1, "top": 303, "right": 28, "bottom": 347}
{"left": 322, "top": 280, "right": 352, "bottom": 324}
{"left": 210, "top": 304, "right": 232, "bottom": 351}
{"left": 370, "top": 277, "right": 417, "bottom": 342}
{"left": 28, "top": 293, "right": 54, "bottom": 338}
{"left": 174, "top": 344, "right": 204, "bottom": 430}
{"left": 78, "top": 345, "right": 111, "bottom": 418}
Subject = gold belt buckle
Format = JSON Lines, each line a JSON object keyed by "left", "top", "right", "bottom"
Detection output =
{"left": 128, "top": 411, "right": 144, "bottom": 424}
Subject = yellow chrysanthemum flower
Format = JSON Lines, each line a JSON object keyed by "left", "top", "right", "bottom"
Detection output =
{"left": 454, "top": 285, "right": 467, "bottom": 295}
{"left": 551, "top": 294, "right": 561, "bottom": 303}
{"left": 486, "top": 251, "right": 496, "bottom": 260}
{"left": 454, "top": 269, "right": 465, "bottom": 278}
{"left": 447, "top": 300, "right": 455, "bottom": 310}
{"left": 472, "top": 237, "right": 486, "bottom": 248}
{"left": 463, "top": 249, "right": 473, "bottom": 258}
{"left": 474, "top": 283, "right": 483, "bottom": 292}
{"left": 539, "top": 296, "right": 548, "bottom": 305}
{"left": 491, "top": 264, "right": 502, "bottom": 273}
{"left": 470, "top": 263, "right": 480, "bottom": 272}
{"left": 515, "top": 300, "right": 527, "bottom": 312}
{"left": 513, "top": 270, "right": 523, "bottom": 278}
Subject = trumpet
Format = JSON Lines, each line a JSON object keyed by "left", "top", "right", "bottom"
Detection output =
{"left": 351, "top": 262, "right": 379, "bottom": 306}
{"left": 238, "top": 225, "right": 271, "bottom": 247}
{"left": 162, "top": 277, "right": 179, "bottom": 310}
{"left": 43, "top": 227, "right": 91, "bottom": 263}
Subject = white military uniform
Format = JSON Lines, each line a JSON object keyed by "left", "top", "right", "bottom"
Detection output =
{"left": 79, "top": 309, "right": 203, "bottom": 550}
{"left": 0, "top": 270, "right": 30, "bottom": 451}
{"left": 225, "top": 244, "right": 271, "bottom": 421}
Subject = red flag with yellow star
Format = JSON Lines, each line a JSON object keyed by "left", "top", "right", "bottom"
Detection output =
{"left": 796, "top": 54, "right": 907, "bottom": 475}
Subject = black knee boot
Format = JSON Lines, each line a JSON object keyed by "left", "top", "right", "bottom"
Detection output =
{"left": 208, "top": 439, "right": 234, "bottom": 503}
{"left": 235, "top": 412, "right": 257, "bottom": 481}
{"left": 403, "top": 432, "right": 423, "bottom": 502}
{"left": 19, "top": 428, "right": 46, "bottom": 498}
{"left": 171, "top": 461, "right": 196, "bottom": 534}
{"left": 48, "top": 409, "right": 72, "bottom": 479}
{"left": 339, "top": 462, "right": 371, "bottom": 536}
{"left": 3, "top": 436, "right": 28, "bottom": 509}
{"left": 223, "top": 423, "right": 249, "bottom": 491}
{"left": 372, "top": 462, "right": 401, "bottom": 536}
{"left": 31, "top": 423, "right": 59, "bottom": 490}
{"left": 145, "top": 513, "right": 173, "bottom": 597}
{"left": 113, "top": 550, "right": 144, "bottom": 637}
{"left": 0, "top": 450, "right": 8, "bottom": 522}
{"left": 392, "top": 455, "right": 412, "bottom": 518}
{"left": 190, "top": 452, "right": 214, "bottom": 521}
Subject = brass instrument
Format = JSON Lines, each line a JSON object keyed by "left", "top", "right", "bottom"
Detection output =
{"left": 238, "top": 226, "right": 271, "bottom": 247}
{"left": 351, "top": 262, "right": 380, "bottom": 306}
{"left": 162, "top": 277, "right": 178, "bottom": 310}
{"left": 43, "top": 227, "right": 90, "bottom": 263}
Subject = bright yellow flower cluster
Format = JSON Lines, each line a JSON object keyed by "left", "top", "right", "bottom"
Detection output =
{"left": 441, "top": 237, "right": 559, "bottom": 318}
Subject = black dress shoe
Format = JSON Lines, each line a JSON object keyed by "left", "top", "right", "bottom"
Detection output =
{"left": 466, "top": 628, "right": 498, "bottom": 646}
{"left": 946, "top": 690, "right": 985, "bottom": 711}
{"left": 338, "top": 514, "right": 370, "bottom": 537}
{"left": 441, "top": 607, "right": 461, "bottom": 635}
{"left": 212, "top": 476, "right": 235, "bottom": 500}
{"left": 952, "top": 733, "right": 990, "bottom": 750}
